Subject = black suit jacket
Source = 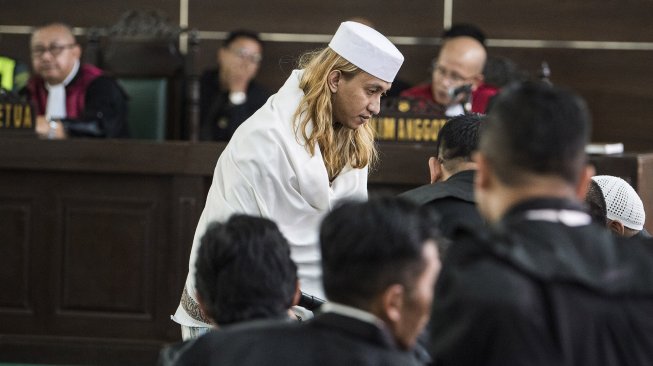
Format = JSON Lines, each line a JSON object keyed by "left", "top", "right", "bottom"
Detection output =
{"left": 198, "top": 68, "right": 270, "bottom": 141}
{"left": 431, "top": 198, "right": 653, "bottom": 366}
{"left": 399, "top": 170, "right": 483, "bottom": 238}
{"left": 160, "top": 312, "right": 423, "bottom": 366}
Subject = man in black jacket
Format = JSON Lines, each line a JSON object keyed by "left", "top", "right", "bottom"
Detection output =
{"left": 430, "top": 81, "right": 653, "bottom": 366}
{"left": 161, "top": 197, "right": 442, "bottom": 366}
{"left": 199, "top": 30, "right": 270, "bottom": 141}
{"left": 400, "top": 114, "right": 485, "bottom": 238}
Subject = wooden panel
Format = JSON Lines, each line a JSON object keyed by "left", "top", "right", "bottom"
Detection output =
{"left": 0, "top": 139, "right": 652, "bottom": 365}
{"left": 0, "top": 171, "right": 51, "bottom": 337}
{"left": 188, "top": 0, "right": 443, "bottom": 36}
{"left": 0, "top": 198, "right": 32, "bottom": 311}
{"left": 454, "top": 0, "right": 653, "bottom": 41}
{"left": 483, "top": 47, "right": 653, "bottom": 151}
{"left": 58, "top": 197, "right": 155, "bottom": 315}
{"left": 0, "top": 0, "right": 179, "bottom": 27}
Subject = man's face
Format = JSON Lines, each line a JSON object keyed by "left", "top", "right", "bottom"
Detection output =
{"left": 431, "top": 39, "right": 485, "bottom": 106}
{"left": 218, "top": 36, "right": 263, "bottom": 86}
{"left": 31, "top": 25, "right": 80, "bottom": 85}
{"left": 331, "top": 71, "right": 391, "bottom": 130}
{"left": 393, "top": 241, "right": 441, "bottom": 349}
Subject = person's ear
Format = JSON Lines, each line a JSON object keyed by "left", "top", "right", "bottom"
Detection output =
{"left": 327, "top": 70, "right": 341, "bottom": 93}
{"left": 471, "top": 73, "right": 485, "bottom": 91}
{"left": 71, "top": 44, "right": 82, "bottom": 60}
{"left": 291, "top": 280, "right": 301, "bottom": 307}
{"left": 608, "top": 219, "right": 625, "bottom": 236}
{"left": 381, "top": 284, "right": 404, "bottom": 325}
{"left": 575, "top": 164, "right": 595, "bottom": 201}
{"left": 429, "top": 156, "right": 443, "bottom": 184}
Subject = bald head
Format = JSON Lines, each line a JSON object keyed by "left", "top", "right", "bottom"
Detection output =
{"left": 431, "top": 36, "right": 486, "bottom": 106}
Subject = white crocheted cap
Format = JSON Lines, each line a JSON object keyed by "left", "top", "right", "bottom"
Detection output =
{"left": 592, "top": 175, "right": 645, "bottom": 230}
{"left": 328, "top": 21, "right": 404, "bottom": 82}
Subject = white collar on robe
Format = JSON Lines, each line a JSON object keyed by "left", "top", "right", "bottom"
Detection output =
{"left": 320, "top": 302, "right": 389, "bottom": 331}
{"left": 45, "top": 60, "right": 80, "bottom": 119}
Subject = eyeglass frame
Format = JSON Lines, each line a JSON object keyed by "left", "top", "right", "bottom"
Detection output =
{"left": 431, "top": 61, "right": 478, "bottom": 85}
{"left": 226, "top": 47, "right": 262, "bottom": 64}
{"left": 31, "top": 43, "right": 77, "bottom": 58}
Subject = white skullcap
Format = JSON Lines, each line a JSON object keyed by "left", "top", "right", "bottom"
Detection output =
{"left": 328, "top": 21, "right": 404, "bottom": 83}
{"left": 592, "top": 175, "right": 646, "bottom": 230}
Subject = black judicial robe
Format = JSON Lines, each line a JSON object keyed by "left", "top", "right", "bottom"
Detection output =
{"left": 430, "top": 198, "right": 653, "bottom": 366}
{"left": 198, "top": 68, "right": 270, "bottom": 141}
{"left": 160, "top": 312, "right": 423, "bottom": 366}
{"left": 399, "top": 170, "right": 483, "bottom": 238}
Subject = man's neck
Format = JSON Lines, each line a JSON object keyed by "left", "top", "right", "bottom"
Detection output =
{"left": 442, "top": 162, "right": 476, "bottom": 181}
{"left": 486, "top": 178, "right": 579, "bottom": 224}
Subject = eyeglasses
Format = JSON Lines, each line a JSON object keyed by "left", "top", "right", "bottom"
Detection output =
{"left": 432, "top": 63, "right": 475, "bottom": 84}
{"left": 228, "top": 47, "right": 262, "bottom": 64}
{"left": 31, "top": 43, "right": 76, "bottom": 58}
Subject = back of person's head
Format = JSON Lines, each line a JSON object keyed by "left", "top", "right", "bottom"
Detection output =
{"left": 585, "top": 179, "right": 608, "bottom": 225}
{"left": 480, "top": 81, "right": 591, "bottom": 186}
{"left": 320, "top": 197, "right": 442, "bottom": 349}
{"left": 320, "top": 197, "right": 440, "bottom": 309}
{"left": 223, "top": 29, "right": 262, "bottom": 49}
{"left": 194, "top": 215, "right": 298, "bottom": 326}
{"left": 441, "top": 23, "right": 486, "bottom": 47}
{"left": 436, "top": 114, "right": 485, "bottom": 171}
{"left": 591, "top": 175, "right": 646, "bottom": 235}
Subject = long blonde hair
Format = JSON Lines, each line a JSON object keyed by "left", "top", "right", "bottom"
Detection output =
{"left": 293, "top": 48, "right": 378, "bottom": 182}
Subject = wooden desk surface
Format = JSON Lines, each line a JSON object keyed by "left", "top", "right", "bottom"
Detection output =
{"left": 0, "top": 138, "right": 650, "bottom": 366}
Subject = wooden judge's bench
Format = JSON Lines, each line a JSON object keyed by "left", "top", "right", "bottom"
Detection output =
{"left": 1, "top": 123, "right": 652, "bottom": 364}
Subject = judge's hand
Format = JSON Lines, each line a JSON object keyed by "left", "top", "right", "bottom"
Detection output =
{"left": 221, "top": 63, "right": 254, "bottom": 93}
{"left": 36, "top": 115, "right": 67, "bottom": 139}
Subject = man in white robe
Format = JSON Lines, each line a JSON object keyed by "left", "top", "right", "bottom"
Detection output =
{"left": 173, "top": 21, "right": 404, "bottom": 337}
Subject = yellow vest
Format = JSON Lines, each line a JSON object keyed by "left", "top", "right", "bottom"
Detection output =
{"left": 0, "top": 56, "right": 17, "bottom": 91}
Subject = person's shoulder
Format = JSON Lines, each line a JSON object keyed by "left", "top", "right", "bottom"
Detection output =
{"left": 86, "top": 74, "right": 127, "bottom": 99}
{"left": 398, "top": 183, "right": 436, "bottom": 205}
{"left": 439, "top": 225, "right": 538, "bottom": 304}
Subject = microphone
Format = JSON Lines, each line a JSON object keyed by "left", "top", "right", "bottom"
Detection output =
{"left": 298, "top": 291, "right": 326, "bottom": 311}
{"left": 448, "top": 84, "right": 473, "bottom": 100}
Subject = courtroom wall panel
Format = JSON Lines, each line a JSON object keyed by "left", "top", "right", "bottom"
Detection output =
{"left": 485, "top": 47, "right": 653, "bottom": 150}
{"left": 0, "top": 0, "right": 179, "bottom": 27}
{"left": 187, "top": 0, "right": 443, "bottom": 36}
{"left": 2, "top": 0, "right": 651, "bottom": 149}
{"left": 454, "top": 0, "right": 653, "bottom": 41}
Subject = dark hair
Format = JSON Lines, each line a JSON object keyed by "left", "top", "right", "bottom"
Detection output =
{"left": 442, "top": 23, "right": 486, "bottom": 47}
{"left": 480, "top": 81, "right": 591, "bottom": 186}
{"left": 585, "top": 179, "right": 608, "bottom": 225}
{"left": 320, "top": 197, "right": 441, "bottom": 309}
{"left": 194, "top": 215, "right": 297, "bottom": 325}
{"left": 436, "top": 114, "right": 485, "bottom": 167}
{"left": 223, "top": 29, "right": 263, "bottom": 49}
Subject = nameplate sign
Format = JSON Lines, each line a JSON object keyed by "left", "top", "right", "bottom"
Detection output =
{"left": 371, "top": 97, "right": 447, "bottom": 142}
{"left": 0, "top": 92, "right": 35, "bottom": 137}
